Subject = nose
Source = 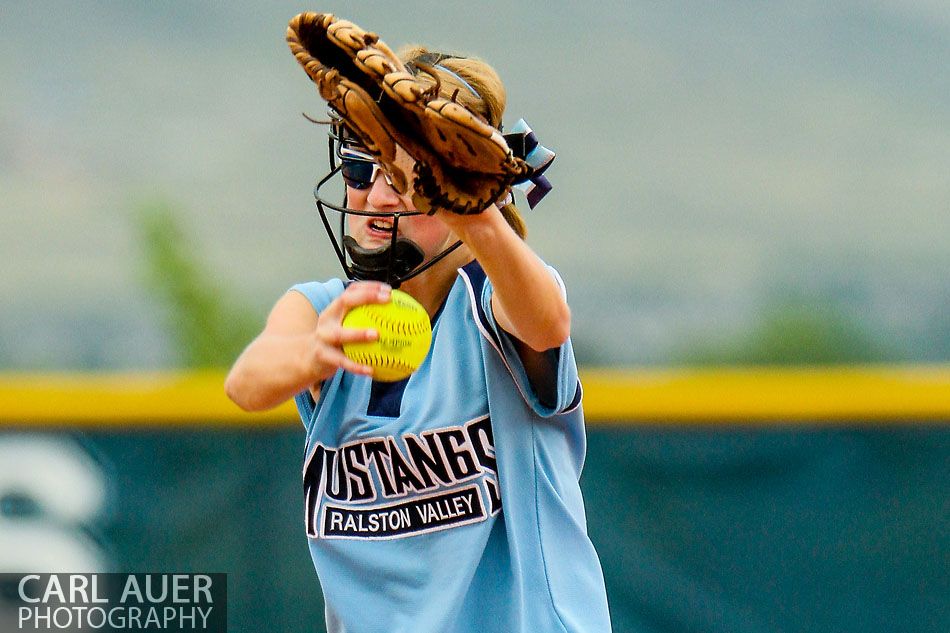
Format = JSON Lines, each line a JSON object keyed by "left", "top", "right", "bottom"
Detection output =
{"left": 366, "top": 170, "right": 402, "bottom": 208}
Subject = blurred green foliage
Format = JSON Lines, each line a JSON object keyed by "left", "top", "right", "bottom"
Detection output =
{"left": 136, "top": 199, "right": 261, "bottom": 367}
{"left": 679, "top": 298, "right": 892, "bottom": 366}
{"left": 135, "top": 199, "right": 890, "bottom": 368}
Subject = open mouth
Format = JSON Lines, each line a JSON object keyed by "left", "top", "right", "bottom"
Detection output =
{"left": 368, "top": 218, "right": 395, "bottom": 234}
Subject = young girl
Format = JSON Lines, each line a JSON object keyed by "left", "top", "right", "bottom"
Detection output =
{"left": 226, "top": 34, "right": 611, "bottom": 633}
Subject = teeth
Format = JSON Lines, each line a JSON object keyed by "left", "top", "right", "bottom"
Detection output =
{"left": 370, "top": 219, "right": 394, "bottom": 232}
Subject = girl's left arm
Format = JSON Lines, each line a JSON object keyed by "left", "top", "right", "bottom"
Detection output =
{"left": 439, "top": 205, "right": 571, "bottom": 352}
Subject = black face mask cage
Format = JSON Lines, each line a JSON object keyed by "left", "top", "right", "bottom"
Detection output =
{"left": 312, "top": 122, "right": 463, "bottom": 289}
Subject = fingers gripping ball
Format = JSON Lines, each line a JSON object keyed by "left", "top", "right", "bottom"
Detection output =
{"left": 342, "top": 290, "right": 432, "bottom": 382}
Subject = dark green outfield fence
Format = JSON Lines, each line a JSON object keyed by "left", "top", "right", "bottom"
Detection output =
{"left": 1, "top": 370, "right": 948, "bottom": 632}
{"left": 583, "top": 426, "right": 949, "bottom": 633}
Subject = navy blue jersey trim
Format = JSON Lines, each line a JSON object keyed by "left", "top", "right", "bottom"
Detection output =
{"left": 365, "top": 287, "right": 446, "bottom": 419}
{"left": 459, "top": 261, "right": 502, "bottom": 350}
{"left": 367, "top": 377, "right": 410, "bottom": 418}
{"left": 300, "top": 390, "right": 316, "bottom": 418}
{"left": 566, "top": 380, "right": 582, "bottom": 412}
{"left": 532, "top": 347, "right": 562, "bottom": 410}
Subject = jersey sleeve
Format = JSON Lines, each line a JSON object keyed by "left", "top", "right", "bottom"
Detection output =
{"left": 462, "top": 262, "right": 582, "bottom": 418}
{"left": 288, "top": 278, "right": 347, "bottom": 314}
{"left": 287, "top": 279, "right": 347, "bottom": 428}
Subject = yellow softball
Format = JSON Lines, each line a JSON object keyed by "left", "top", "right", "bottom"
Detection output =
{"left": 341, "top": 289, "right": 432, "bottom": 382}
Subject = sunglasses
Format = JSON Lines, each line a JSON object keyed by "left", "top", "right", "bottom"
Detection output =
{"left": 339, "top": 146, "right": 393, "bottom": 190}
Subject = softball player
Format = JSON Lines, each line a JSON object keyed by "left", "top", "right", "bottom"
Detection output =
{"left": 226, "top": 17, "right": 611, "bottom": 633}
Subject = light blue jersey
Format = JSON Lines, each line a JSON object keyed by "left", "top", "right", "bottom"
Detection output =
{"left": 292, "top": 262, "right": 611, "bottom": 633}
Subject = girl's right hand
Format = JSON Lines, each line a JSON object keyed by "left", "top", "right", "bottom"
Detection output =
{"left": 308, "top": 281, "right": 392, "bottom": 381}
{"left": 225, "top": 281, "right": 392, "bottom": 411}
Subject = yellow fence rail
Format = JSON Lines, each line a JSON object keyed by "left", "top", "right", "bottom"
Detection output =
{"left": 2, "top": 365, "right": 950, "bottom": 427}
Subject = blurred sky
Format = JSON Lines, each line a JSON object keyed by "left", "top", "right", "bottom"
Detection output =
{"left": 2, "top": 1, "right": 949, "bottom": 368}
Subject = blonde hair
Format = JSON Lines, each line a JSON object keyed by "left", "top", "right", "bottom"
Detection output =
{"left": 397, "top": 46, "right": 527, "bottom": 239}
